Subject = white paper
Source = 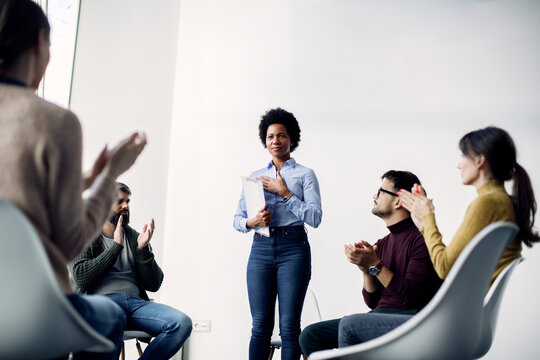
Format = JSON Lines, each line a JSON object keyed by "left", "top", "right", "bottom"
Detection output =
{"left": 241, "top": 176, "right": 270, "bottom": 237}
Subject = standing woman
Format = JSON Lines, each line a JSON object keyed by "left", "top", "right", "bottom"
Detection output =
{"left": 0, "top": 0, "right": 146, "bottom": 358}
{"left": 234, "top": 108, "right": 322, "bottom": 360}
{"left": 399, "top": 126, "right": 539, "bottom": 283}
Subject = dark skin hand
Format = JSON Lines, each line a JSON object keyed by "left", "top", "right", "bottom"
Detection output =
{"left": 259, "top": 169, "right": 292, "bottom": 199}
{"left": 247, "top": 205, "right": 272, "bottom": 228}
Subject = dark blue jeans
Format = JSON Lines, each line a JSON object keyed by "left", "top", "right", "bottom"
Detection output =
{"left": 67, "top": 294, "right": 126, "bottom": 360}
{"left": 300, "top": 310, "right": 416, "bottom": 355}
{"left": 338, "top": 312, "right": 414, "bottom": 347}
{"left": 299, "top": 318, "right": 341, "bottom": 356}
{"left": 247, "top": 226, "right": 311, "bottom": 360}
{"left": 106, "top": 294, "right": 192, "bottom": 360}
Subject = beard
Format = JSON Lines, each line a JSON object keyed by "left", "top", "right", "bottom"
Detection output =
{"left": 371, "top": 204, "right": 392, "bottom": 218}
{"left": 109, "top": 210, "right": 130, "bottom": 227}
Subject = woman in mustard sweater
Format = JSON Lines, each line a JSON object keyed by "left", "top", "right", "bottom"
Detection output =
{"left": 399, "top": 126, "right": 539, "bottom": 282}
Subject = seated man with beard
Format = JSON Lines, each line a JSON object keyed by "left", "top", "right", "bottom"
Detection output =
{"left": 299, "top": 171, "right": 442, "bottom": 356}
{"left": 71, "top": 182, "right": 192, "bottom": 360}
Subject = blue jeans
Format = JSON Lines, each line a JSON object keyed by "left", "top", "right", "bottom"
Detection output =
{"left": 338, "top": 312, "right": 414, "bottom": 347}
{"left": 299, "top": 318, "right": 341, "bottom": 356}
{"left": 247, "top": 226, "right": 311, "bottom": 360}
{"left": 106, "top": 294, "right": 192, "bottom": 360}
{"left": 67, "top": 294, "right": 126, "bottom": 360}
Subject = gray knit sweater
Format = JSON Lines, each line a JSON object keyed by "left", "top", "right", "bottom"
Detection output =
{"left": 70, "top": 225, "right": 164, "bottom": 300}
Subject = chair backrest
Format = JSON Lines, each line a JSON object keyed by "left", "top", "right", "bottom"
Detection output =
{"left": 0, "top": 198, "right": 115, "bottom": 359}
{"left": 473, "top": 256, "right": 523, "bottom": 359}
{"left": 271, "top": 287, "right": 323, "bottom": 345}
{"left": 302, "top": 287, "right": 323, "bottom": 327}
{"left": 310, "top": 221, "right": 519, "bottom": 360}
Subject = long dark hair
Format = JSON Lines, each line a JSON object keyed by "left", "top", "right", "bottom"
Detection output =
{"left": 0, "top": 0, "right": 49, "bottom": 76}
{"left": 459, "top": 126, "right": 539, "bottom": 246}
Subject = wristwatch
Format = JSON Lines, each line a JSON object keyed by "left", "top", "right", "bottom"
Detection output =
{"left": 368, "top": 261, "right": 384, "bottom": 276}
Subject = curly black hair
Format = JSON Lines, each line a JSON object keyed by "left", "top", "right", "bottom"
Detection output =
{"left": 258, "top": 108, "right": 301, "bottom": 152}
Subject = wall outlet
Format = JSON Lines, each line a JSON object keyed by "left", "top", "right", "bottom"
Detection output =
{"left": 193, "top": 320, "right": 211, "bottom": 332}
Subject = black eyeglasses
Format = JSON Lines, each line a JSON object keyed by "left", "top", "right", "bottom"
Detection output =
{"left": 377, "top": 188, "right": 399, "bottom": 197}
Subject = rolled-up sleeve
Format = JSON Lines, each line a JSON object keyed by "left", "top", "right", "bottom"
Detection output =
{"left": 285, "top": 169, "right": 322, "bottom": 228}
{"left": 233, "top": 188, "right": 250, "bottom": 233}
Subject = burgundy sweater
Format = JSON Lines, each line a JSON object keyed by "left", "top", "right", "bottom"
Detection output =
{"left": 363, "top": 217, "right": 442, "bottom": 311}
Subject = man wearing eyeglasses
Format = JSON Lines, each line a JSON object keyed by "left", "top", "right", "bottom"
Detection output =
{"left": 299, "top": 170, "right": 442, "bottom": 356}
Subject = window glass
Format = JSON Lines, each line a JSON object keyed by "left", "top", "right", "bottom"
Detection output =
{"left": 35, "top": 0, "right": 81, "bottom": 108}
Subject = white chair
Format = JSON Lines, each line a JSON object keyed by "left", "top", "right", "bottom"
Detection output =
{"left": 473, "top": 256, "right": 524, "bottom": 358}
{"left": 121, "top": 330, "right": 152, "bottom": 359}
{"left": 309, "top": 221, "right": 519, "bottom": 360}
{"left": 269, "top": 287, "right": 323, "bottom": 360}
{"left": 0, "top": 198, "right": 115, "bottom": 359}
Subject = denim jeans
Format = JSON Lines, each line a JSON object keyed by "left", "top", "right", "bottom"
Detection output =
{"left": 299, "top": 318, "right": 340, "bottom": 356}
{"left": 247, "top": 226, "right": 311, "bottom": 360}
{"left": 67, "top": 294, "right": 126, "bottom": 360}
{"left": 106, "top": 294, "right": 192, "bottom": 360}
{"left": 338, "top": 312, "right": 414, "bottom": 347}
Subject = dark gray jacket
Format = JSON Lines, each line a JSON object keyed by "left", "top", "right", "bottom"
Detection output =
{"left": 70, "top": 225, "right": 163, "bottom": 300}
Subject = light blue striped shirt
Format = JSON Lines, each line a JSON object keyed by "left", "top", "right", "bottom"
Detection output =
{"left": 233, "top": 158, "right": 322, "bottom": 233}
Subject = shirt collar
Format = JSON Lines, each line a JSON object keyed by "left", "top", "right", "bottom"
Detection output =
{"left": 387, "top": 217, "right": 416, "bottom": 234}
{"left": 0, "top": 77, "right": 29, "bottom": 88}
{"left": 267, "top": 158, "right": 297, "bottom": 170}
{"left": 477, "top": 180, "right": 505, "bottom": 196}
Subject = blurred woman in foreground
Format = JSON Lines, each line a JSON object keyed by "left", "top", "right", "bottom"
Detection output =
{"left": 0, "top": 0, "right": 146, "bottom": 358}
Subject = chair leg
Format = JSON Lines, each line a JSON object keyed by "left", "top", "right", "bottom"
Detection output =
{"left": 266, "top": 346, "right": 305, "bottom": 360}
{"left": 120, "top": 342, "right": 125, "bottom": 360}
{"left": 268, "top": 346, "right": 275, "bottom": 360}
{"left": 135, "top": 339, "right": 144, "bottom": 357}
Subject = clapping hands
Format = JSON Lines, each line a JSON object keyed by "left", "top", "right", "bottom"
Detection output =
{"left": 344, "top": 241, "right": 380, "bottom": 273}
{"left": 83, "top": 132, "right": 147, "bottom": 189}
{"left": 137, "top": 218, "right": 155, "bottom": 249}
{"left": 398, "top": 184, "right": 434, "bottom": 232}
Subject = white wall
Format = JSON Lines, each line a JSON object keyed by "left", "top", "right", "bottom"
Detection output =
{"left": 70, "top": 0, "right": 181, "bottom": 358}
{"left": 71, "top": 0, "right": 181, "bottom": 263}
{"left": 68, "top": 0, "right": 540, "bottom": 359}
{"left": 162, "top": 0, "right": 540, "bottom": 359}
